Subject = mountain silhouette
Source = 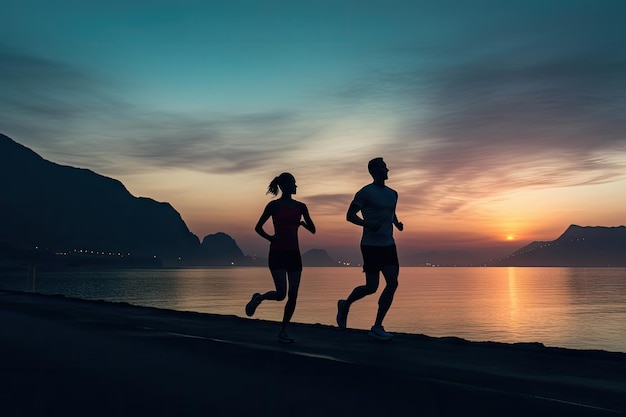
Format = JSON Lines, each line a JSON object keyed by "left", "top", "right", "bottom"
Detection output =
{"left": 302, "top": 248, "right": 337, "bottom": 267}
{"left": 201, "top": 232, "right": 245, "bottom": 265}
{"left": 488, "top": 225, "right": 626, "bottom": 267}
{"left": 0, "top": 134, "right": 242, "bottom": 266}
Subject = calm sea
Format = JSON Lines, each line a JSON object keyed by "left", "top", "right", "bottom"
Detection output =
{"left": 2, "top": 267, "right": 626, "bottom": 353}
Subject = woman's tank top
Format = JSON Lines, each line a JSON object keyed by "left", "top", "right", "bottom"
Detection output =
{"left": 271, "top": 200, "right": 302, "bottom": 251}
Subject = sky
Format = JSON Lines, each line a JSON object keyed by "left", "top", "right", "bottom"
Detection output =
{"left": 1, "top": 0, "right": 625, "bottom": 261}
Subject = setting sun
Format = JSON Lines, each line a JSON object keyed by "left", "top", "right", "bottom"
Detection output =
{"left": 506, "top": 235, "right": 515, "bottom": 241}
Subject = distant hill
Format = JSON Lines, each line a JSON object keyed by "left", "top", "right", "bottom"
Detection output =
{"left": 302, "top": 248, "right": 337, "bottom": 267}
{"left": 487, "top": 225, "right": 626, "bottom": 267}
{"left": 201, "top": 232, "right": 245, "bottom": 265}
{"left": 0, "top": 134, "right": 241, "bottom": 266}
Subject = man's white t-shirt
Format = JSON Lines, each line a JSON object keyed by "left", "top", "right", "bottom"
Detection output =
{"left": 351, "top": 183, "right": 398, "bottom": 247}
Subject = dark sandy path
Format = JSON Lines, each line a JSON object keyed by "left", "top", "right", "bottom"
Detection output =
{"left": 1, "top": 290, "right": 625, "bottom": 416}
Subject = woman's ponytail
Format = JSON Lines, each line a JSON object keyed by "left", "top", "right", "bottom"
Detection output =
{"left": 267, "top": 177, "right": 280, "bottom": 196}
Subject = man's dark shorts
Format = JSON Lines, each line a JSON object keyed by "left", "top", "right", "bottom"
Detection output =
{"left": 268, "top": 249, "right": 303, "bottom": 271}
{"left": 360, "top": 244, "right": 399, "bottom": 273}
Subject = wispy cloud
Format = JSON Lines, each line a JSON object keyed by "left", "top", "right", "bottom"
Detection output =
{"left": 0, "top": 48, "right": 128, "bottom": 141}
{"left": 302, "top": 193, "right": 353, "bottom": 216}
{"left": 105, "top": 111, "right": 312, "bottom": 174}
{"left": 0, "top": 47, "right": 317, "bottom": 175}
{"left": 2, "top": 1, "right": 626, "bottom": 224}
{"left": 332, "top": 10, "right": 626, "bottom": 215}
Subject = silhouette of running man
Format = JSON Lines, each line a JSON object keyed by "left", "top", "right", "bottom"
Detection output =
{"left": 337, "top": 157, "right": 403, "bottom": 340}
{"left": 246, "top": 173, "right": 316, "bottom": 343}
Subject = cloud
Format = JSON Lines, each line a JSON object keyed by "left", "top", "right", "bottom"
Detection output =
{"left": 0, "top": 48, "right": 129, "bottom": 139}
{"left": 302, "top": 193, "right": 353, "bottom": 216}
{"left": 332, "top": 6, "right": 626, "bottom": 215}
{"left": 0, "top": 47, "right": 317, "bottom": 175}
{"left": 3, "top": 1, "right": 625, "bottom": 213}
{"left": 414, "top": 47, "right": 626, "bottom": 202}
{"left": 106, "top": 111, "right": 312, "bottom": 174}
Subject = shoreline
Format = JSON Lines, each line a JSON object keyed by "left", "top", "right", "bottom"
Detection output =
{"left": 1, "top": 289, "right": 625, "bottom": 416}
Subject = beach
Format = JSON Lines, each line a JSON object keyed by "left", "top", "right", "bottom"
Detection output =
{"left": 1, "top": 290, "right": 625, "bottom": 416}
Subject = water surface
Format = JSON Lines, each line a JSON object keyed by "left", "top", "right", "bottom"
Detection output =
{"left": 2, "top": 266, "right": 625, "bottom": 352}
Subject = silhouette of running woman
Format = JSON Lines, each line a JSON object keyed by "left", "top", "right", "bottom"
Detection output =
{"left": 336, "top": 157, "right": 403, "bottom": 340}
{"left": 246, "top": 173, "right": 316, "bottom": 343}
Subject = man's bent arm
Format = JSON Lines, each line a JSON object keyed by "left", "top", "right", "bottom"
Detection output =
{"left": 393, "top": 214, "right": 404, "bottom": 231}
{"left": 347, "top": 203, "right": 380, "bottom": 231}
{"left": 346, "top": 203, "right": 364, "bottom": 227}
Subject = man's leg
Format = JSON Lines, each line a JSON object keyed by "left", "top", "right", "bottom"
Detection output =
{"left": 337, "top": 271, "right": 379, "bottom": 328}
{"left": 345, "top": 270, "right": 379, "bottom": 309}
{"left": 374, "top": 265, "right": 399, "bottom": 327}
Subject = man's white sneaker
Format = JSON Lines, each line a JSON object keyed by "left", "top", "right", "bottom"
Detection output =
{"left": 368, "top": 325, "right": 393, "bottom": 341}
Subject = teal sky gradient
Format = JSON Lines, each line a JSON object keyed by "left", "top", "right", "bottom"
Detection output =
{"left": 2, "top": 0, "right": 625, "bottom": 260}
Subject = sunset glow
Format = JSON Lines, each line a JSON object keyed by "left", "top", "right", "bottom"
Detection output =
{"left": 1, "top": 1, "right": 625, "bottom": 262}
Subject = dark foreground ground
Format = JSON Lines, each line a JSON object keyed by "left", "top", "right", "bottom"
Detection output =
{"left": 1, "top": 290, "right": 625, "bottom": 417}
